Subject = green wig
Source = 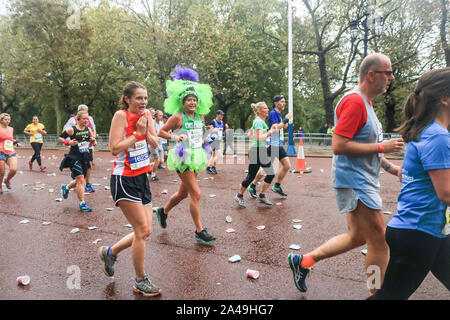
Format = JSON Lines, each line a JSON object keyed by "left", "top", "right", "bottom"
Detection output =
{"left": 163, "top": 67, "right": 213, "bottom": 115}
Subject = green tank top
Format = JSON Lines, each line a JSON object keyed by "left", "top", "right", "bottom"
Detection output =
{"left": 181, "top": 112, "right": 204, "bottom": 149}
{"left": 251, "top": 117, "right": 268, "bottom": 147}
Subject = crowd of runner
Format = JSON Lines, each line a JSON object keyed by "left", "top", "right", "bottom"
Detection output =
{"left": 0, "top": 56, "right": 448, "bottom": 299}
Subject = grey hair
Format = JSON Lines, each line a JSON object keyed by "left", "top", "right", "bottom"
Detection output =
{"left": 77, "top": 104, "right": 88, "bottom": 112}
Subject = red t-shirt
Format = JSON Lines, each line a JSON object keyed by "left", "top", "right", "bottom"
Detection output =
{"left": 334, "top": 93, "right": 371, "bottom": 139}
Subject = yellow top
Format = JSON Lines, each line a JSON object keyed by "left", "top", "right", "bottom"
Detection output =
{"left": 24, "top": 123, "right": 46, "bottom": 143}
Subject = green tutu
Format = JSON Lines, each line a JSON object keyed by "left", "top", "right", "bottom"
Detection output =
{"left": 167, "top": 146, "right": 208, "bottom": 173}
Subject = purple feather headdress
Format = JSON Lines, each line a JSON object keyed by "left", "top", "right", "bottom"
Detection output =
{"left": 170, "top": 65, "right": 199, "bottom": 82}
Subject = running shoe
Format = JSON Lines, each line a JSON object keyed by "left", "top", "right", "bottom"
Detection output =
{"left": 85, "top": 183, "right": 95, "bottom": 193}
{"left": 79, "top": 202, "right": 93, "bottom": 212}
{"left": 272, "top": 185, "right": 288, "bottom": 197}
{"left": 61, "top": 184, "right": 70, "bottom": 199}
{"left": 248, "top": 185, "right": 257, "bottom": 198}
{"left": 206, "top": 167, "right": 214, "bottom": 174}
{"left": 158, "top": 164, "right": 166, "bottom": 169}
{"left": 195, "top": 228, "right": 216, "bottom": 245}
{"left": 0, "top": 187, "right": 3, "bottom": 194}
{"left": 288, "top": 253, "right": 310, "bottom": 292}
{"left": 28, "top": 160, "right": 32, "bottom": 170}
{"left": 151, "top": 175, "right": 159, "bottom": 181}
{"left": 153, "top": 207, "right": 167, "bottom": 229}
{"left": 211, "top": 166, "right": 218, "bottom": 174}
{"left": 258, "top": 194, "right": 272, "bottom": 206}
{"left": 4, "top": 179, "right": 11, "bottom": 190}
{"left": 39, "top": 166, "right": 47, "bottom": 172}
{"left": 234, "top": 195, "right": 246, "bottom": 208}
{"left": 132, "top": 275, "right": 162, "bottom": 297}
{"left": 98, "top": 246, "right": 117, "bottom": 277}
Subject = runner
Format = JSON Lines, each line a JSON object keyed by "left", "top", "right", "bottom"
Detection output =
{"left": 288, "top": 53, "right": 404, "bottom": 295}
{"left": 63, "top": 104, "right": 97, "bottom": 193}
{"left": 247, "top": 95, "right": 291, "bottom": 198}
{"left": 152, "top": 65, "right": 216, "bottom": 246}
{"left": 58, "top": 110, "right": 96, "bottom": 212}
{"left": 0, "top": 113, "right": 20, "bottom": 194}
{"left": 24, "top": 116, "right": 47, "bottom": 172}
{"left": 369, "top": 68, "right": 450, "bottom": 300}
{"left": 234, "top": 102, "right": 277, "bottom": 208}
{"left": 98, "top": 81, "right": 162, "bottom": 297}
{"left": 149, "top": 110, "right": 165, "bottom": 181}
{"left": 206, "top": 110, "right": 226, "bottom": 174}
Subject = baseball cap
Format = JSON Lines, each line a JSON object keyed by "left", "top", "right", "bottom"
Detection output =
{"left": 272, "top": 95, "right": 285, "bottom": 103}
{"left": 216, "top": 110, "right": 225, "bottom": 115}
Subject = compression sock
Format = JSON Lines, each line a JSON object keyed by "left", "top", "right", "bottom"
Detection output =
{"left": 301, "top": 254, "right": 316, "bottom": 269}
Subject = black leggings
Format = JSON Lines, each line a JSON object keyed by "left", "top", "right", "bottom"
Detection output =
{"left": 241, "top": 147, "right": 275, "bottom": 188}
{"left": 368, "top": 226, "right": 449, "bottom": 300}
{"left": 30, "top": 142, "right": 43, "bottom": 166}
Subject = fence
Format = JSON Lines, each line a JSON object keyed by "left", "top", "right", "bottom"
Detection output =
{"left": 13, "top": 132, "right": 404, "bottom": 156}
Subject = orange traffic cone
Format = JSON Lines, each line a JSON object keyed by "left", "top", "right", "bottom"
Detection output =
{"left": 292, "top": 138, "right": 312, "bottom": 173}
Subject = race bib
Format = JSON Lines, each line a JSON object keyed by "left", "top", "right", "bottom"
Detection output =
{"left": 34, "top": 134, "right": 43, "bottom": 142}
{"left": 217, "top": 128, "right": 223, "bottom": 140}
{"left": 128, "top": 140, "right": 150, "bottom": 170}
{"left": 376, "top": 121, "right": 384, "bottom": 143}
{"left": 4, "top": 140, "right": 14, "bottom": 152}
{"left": 78, "top": 141, "right": 90, "bottom": 153}
{"left": 280, "top": 128, "right": 284, "bottom": 142}
{"left": 188, "top": 129, "right": 203, "bottom": 149}
{"left": 443, "top": 208, "right": 450, "bottom": 236}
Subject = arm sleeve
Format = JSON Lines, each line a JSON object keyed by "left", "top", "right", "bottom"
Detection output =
{"left": 334, "top": 95, "right": 367, "bottom": 139}
{"left": 59, "top": 131, "right": 70, "bottom": 139}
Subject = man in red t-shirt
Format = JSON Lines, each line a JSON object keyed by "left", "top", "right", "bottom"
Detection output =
{"left": 288, "top": 53, "right": 405, "bottom": 296}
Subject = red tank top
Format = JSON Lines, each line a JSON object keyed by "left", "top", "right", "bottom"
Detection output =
{"left": 0, "top": 126, "right": 15, "bottom": 155}
{"left": 112, "top": 110, "right": 151, "bottom": 176}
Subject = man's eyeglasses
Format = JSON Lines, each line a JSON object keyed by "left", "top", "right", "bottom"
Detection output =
{"left": 373, "top": 70, "right": 394, "bottom": 76}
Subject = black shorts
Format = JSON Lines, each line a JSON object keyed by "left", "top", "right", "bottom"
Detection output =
{"left": 267, "top": 146, "right": 288, "bottom": 160}
{"left": 110, "top": 173, "right": 152, "bottom": 207}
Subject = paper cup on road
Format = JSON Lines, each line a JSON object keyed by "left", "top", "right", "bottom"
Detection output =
{"left": 16, "top": 275, "right": 31, "bottom": 286}
{"left": 246, "top": 269, "right": 259, "bottom": 279}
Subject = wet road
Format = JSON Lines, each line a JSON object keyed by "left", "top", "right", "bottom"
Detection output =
{"left": 0, "top": 149, "right": 448, "bottom": 300}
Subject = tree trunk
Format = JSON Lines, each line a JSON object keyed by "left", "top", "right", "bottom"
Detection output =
{"left": 441, "top": 0, "right": 450, "bottom": 67}
{"left": 317, "top": 53, "right": 334, "bottom": 125}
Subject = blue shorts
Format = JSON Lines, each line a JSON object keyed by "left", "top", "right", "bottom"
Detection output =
{"left": 0, "top": 152, "right": 16, "bottom": 161}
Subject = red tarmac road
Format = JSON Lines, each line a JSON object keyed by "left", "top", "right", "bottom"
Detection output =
{"left": 0, "top": 149, "right": 448, "bottom": 300}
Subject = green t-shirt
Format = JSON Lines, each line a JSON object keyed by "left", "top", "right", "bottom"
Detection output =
{"left": 251, "top": 118, "right": 268, "bottom": 147}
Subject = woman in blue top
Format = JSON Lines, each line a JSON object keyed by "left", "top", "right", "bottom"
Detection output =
{"left": 369, "top": 68, "right": 450, "bottom": 300}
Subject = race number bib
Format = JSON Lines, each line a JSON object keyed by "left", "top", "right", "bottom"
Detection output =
{"left": 128, "top": 140, "right": 150, "bottom": 170}
{"left": 78, "top": 141, "right": 90, "bottom": 153}
{"left": 34, "top": 134, "right": 43, "bottom": 142}
{"left": 376, "top": 121, "right": 384, "bottom": 143}
{"left": 188, "top": 129, "right": 203, "bottom": 149}
{"left": 217, "top": 128, "right": 223, "bottom": 140}
{"left": 280, "top": 128, "right": 284, "bottom": 142}
{"left": 443, "top": 208, "right": 450, "bottom": 236}
{"left": 4, "top": 140, "right": 14, "bottom": 152}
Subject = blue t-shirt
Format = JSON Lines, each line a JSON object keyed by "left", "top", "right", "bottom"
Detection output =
{"left": 268, "top": 109, "right": 283, "bottom": 146}
{"left": 388, "top": 121, "right": 450, "bottom": 238}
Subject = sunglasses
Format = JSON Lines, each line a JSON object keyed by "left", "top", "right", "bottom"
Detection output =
{"left": 373, "top": 70, "right": 394, "bottom": 76}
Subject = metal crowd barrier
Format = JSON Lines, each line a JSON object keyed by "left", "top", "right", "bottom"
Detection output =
{"left": 13, "top": 133, "right": 404, "bottom": 156}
